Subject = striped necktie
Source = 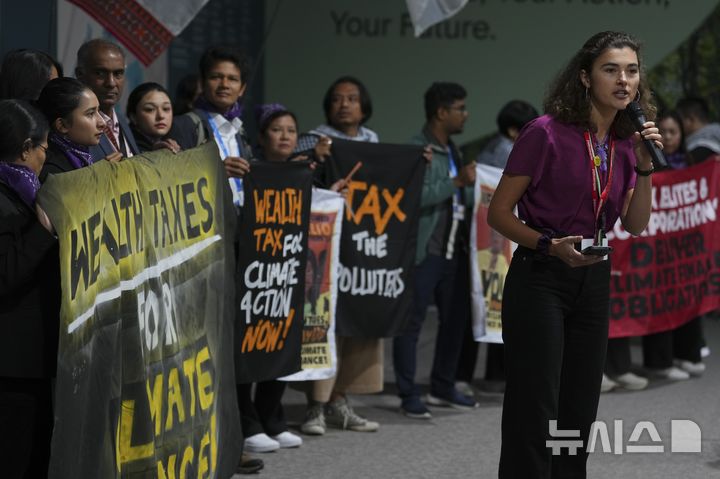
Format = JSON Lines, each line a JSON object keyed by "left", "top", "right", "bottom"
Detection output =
{"left": 103, "top": 120, "right": 121, "bottom": 152}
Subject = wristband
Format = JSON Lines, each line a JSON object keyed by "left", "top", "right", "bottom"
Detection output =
{"left": 634, "top": 164, "right": 654, "bottom": 176}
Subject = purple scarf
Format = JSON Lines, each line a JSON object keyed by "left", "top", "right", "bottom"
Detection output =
{"left": 666, "top": 151, "right": 688, "bottom": 170}
{"left": 49, "top": 132, "right": 93, "bottom": 170}
{"left": 0, "top": 162, "right": 40, "bottom": 208}
{"left": 194, "top": 95, "right": 243, "bottom": 122}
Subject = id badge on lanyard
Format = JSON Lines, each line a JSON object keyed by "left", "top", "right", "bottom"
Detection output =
{"left": 448, "top": 148, "right": 465, "bottom": 220}
{"left": 207, "top": 113, "right": 244, "bottom": 207}
{"left": 583, "top": 131, "right": 615, "bottom": 256}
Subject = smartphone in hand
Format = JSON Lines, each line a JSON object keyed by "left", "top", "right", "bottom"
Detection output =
{"left": 581, "top": 245, "right": 613, "bottom": 256}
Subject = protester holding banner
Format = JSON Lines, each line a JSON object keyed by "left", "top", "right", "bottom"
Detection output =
{"left": 75, "top": 39, "right": 140, "bottom": 161}
{"left": 36, "top": 77, "right": 115, "bottom": 181}
{"left": 300, "top": 77, "right": 383, "bottom": 436}
{"left": 488, "top": 31, "right": 662, "bottom": 477}
{"left": 392, "top": 82, "right": 478, "bottom": 420}
{"left": 0, "top": 99, "right": 58, "bottom": 478}
{"left": 233, "top": 104, "right": 309, "bottom": 455}
{"left": 169, "top": 45, "right": 253, "bottom": 207}
{"left": 309, "top": 76, "right": 379, "bottom": 143}
{"left": 0, "top": 49, "right": 62, "bottom": 101}
{"left": 126, "top": 82, "right": 181, "bottom": 153}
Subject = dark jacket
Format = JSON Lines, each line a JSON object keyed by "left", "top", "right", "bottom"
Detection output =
{"left": 0, "top": 180, "right": 60, "bottom": 378}
{"left": 38, "top": 142, "right": 77, "bottom": 183}
{"left": 169, "top": 108, "right": 253, "bottom": 158}
{"left": 411, "top": 127, "right": 474, "bottom": 265}
{"left": 89, "top": 110, "right": 140, "bottom": 162}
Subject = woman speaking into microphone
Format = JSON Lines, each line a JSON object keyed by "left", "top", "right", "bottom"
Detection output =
{"left": 488, "top": 31, "right": 662, "bottom": 478}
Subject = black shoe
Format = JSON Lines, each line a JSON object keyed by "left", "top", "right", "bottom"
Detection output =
{"left": 237, "top": 453, "right": 264, "bottom": 475}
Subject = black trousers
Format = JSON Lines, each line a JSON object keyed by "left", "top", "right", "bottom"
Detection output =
{"left": 499, "top": 250, "right": 610, "bottom": 479}
{"left": 237, "top": 381, "right": 288, "bottom": 438}
{"left": 604, "top": 337, "right": 631, "bottom": 376}
{"left": 643, "top": 316, "right": 704, "bottom": 368}
{"left": 0, "top": 377, "right": 53, "bottom": 479}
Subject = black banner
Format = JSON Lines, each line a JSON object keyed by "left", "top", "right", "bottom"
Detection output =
{"left": 39, "top": 143, "right": 242, "bottom": 478}
{"left": 326, "top": 140, "right": 424, "bottom": 337}
{"left": 235, "top": 161, "right": 313, "bottom": 383}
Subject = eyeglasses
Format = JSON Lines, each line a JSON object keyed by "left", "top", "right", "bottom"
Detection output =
{"left": 36, "top": 144, "right": 48, "bottom": 153}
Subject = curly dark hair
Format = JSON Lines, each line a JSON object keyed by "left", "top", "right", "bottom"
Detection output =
{"left": 543, "top": 31, "right": 656, "bottom": 139}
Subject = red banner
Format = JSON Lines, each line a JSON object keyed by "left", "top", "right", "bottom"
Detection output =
{"left": 608, "top": 159, "right": 720, "bottom": 338}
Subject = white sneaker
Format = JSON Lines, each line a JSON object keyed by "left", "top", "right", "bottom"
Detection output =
{"left": 648, "top": 366, "right": 690, "bottom": 380}
{"left": 300, "top": 403, "right": 326, "bottom": 435}
{"left": 325, "top": 397, "right": 379, "bottom": 432}
{"left": 701, "top": 346, "right": 711, "bottom": 358}
{"left": 244, "top": 433, "right": 280, "bottom": 453}
{"left": 612, "top": 372, "right": 648, "bottom": 391}
{"left": 601, "top": 374, "right": 617, "bottom": 393}
{"left": 272, "top": 431, "right": 302, "bottom": 448}
{"left": 674, "top": 359, "right": 705, "bottom": 377}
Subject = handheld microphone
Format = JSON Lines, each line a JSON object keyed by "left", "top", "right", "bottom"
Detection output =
{"left": 625, "top": 101, "right": 667, "bottom": 168}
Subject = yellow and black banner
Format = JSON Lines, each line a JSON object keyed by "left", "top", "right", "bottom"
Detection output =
{"left": 38, "top": 142, "right": 242, "bottom": 478}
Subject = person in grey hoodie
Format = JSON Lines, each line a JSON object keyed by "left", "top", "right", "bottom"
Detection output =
{"left": 676, "top": 96, "right": 720, "bottom": 163}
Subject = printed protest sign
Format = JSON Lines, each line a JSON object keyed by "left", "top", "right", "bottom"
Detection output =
{"left": 234, "top": 161, "right": 313, "bottom": 382}
{"left": 326, "top": 140, "right": 424, "bottom": 337}
{"left": 39, "top": 143, "right": 241, "bottom": 478}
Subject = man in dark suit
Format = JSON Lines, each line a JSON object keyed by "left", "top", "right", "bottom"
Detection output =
{"left": 75, "top": 39, "right": 139, "bottom": 162}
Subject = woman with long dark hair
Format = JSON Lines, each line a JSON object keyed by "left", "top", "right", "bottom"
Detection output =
{"left": 127, "top": 82, "right": 180, "bottom": 153}
{"left": 488, "top": 31, "right": 662, "bottom": 477}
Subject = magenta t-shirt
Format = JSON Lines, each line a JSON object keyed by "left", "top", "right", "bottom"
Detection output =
{"left": 504, "top": 114, "right": 637, "bottom": 238}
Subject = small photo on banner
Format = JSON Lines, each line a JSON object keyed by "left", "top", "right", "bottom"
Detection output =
{"left": 607, "top": 159, "right": 720, "bottom": 338}
{"left": 281, "top": 188, "right": 344, "bottom": 381}
{"left": 471, "top": 164, "right": 514, "bottom": 343}
{"left": 325, "top": 139, "right": 425, "bottom": 337}
{"left": 235, "top": 161, "right": 313, "bottom": 383}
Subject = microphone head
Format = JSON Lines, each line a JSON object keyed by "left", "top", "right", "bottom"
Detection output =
{"left": 626, "top": 101, "right": 643, "bottom": 116}
{"left": 625, "top": 101, "right": 646, "bottom": 130}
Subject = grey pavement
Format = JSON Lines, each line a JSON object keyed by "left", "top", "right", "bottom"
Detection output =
{"left": 233, "top": 313, "right": 720, "bottom": 479}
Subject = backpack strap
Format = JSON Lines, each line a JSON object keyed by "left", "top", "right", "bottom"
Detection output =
{"left": 186, "top": 111, "right": 206, "bottom": 146}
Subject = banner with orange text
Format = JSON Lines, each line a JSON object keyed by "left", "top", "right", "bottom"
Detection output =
{"left": 326, "top": 140, "right": 425, "bottom": 337}
{"left": 234, "top": 161, "right": 313, "bottom": 382}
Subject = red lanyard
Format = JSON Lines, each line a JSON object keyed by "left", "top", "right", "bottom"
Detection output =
{"left": 583, "top": 131, "right": 615, "bottom": 235}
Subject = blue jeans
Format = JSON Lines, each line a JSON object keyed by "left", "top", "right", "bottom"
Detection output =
{"left": 393, "top": 253, "right": 470, "bottom": 400}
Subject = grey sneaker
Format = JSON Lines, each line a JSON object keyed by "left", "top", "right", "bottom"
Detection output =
{"left": 300, "top": 403, "right": 326, "bottom": 435}
{"left": 325, "top": 397, "right": 379, "bottom": 432}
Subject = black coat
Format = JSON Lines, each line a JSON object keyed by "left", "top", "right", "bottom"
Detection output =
{"left": 38, "top": 142, "right": 77, "bottom": 183}
{"left": 0, "top": 180, "right": 60, "bottom": 378}
{"left": 169, "top": 109, "right": 253, "bottom": 158}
